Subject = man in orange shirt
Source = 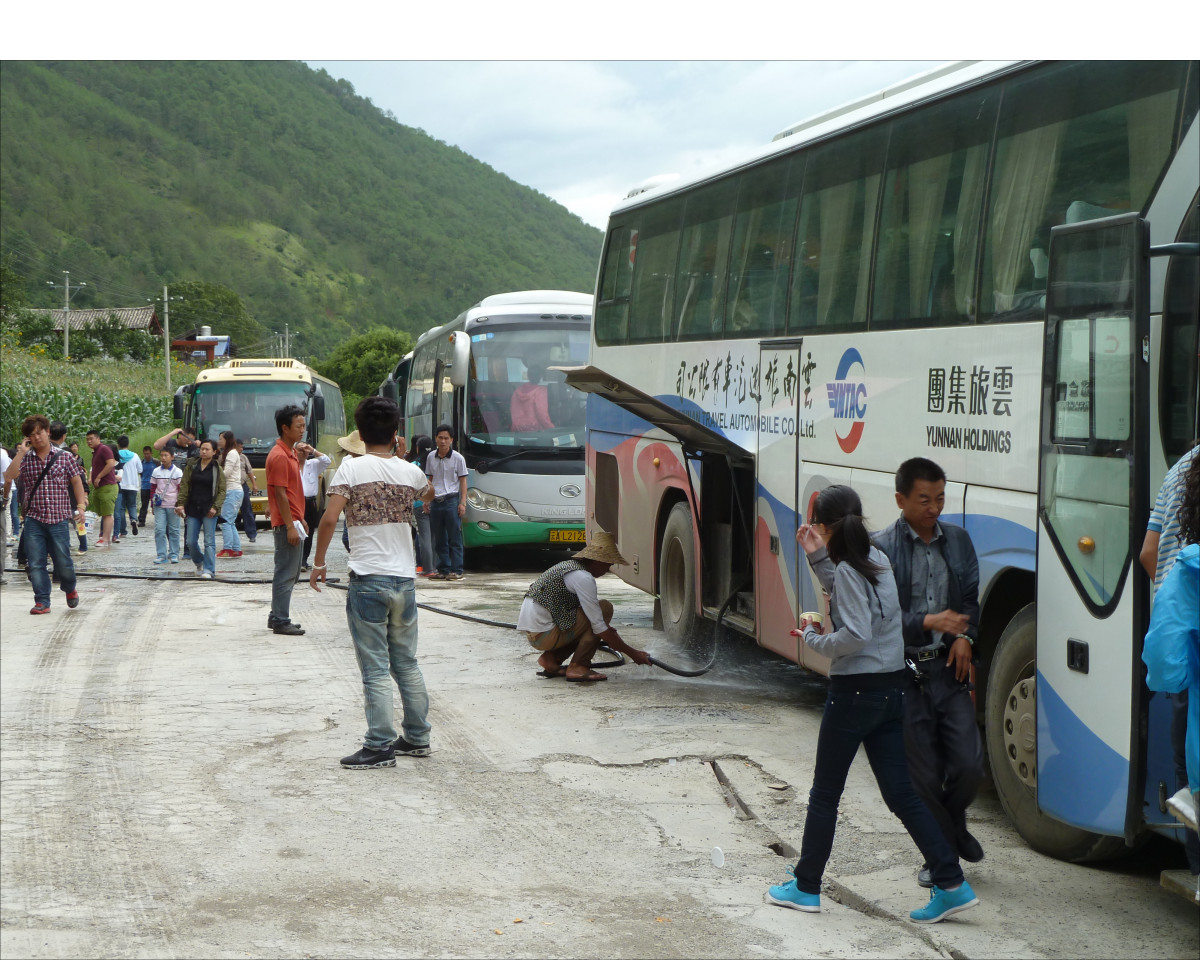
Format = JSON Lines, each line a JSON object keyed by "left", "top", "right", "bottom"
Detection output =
{"left": 266, "top": 404, "right": 308, "bottom": 635}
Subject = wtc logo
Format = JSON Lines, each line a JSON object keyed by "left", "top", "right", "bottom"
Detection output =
{"left": 826, "top": 348, "right": 868, "bottom": 454}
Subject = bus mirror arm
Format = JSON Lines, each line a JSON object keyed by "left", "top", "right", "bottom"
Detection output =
{"left": 1149, "top": 242, "right": 1199, "bottom": 258}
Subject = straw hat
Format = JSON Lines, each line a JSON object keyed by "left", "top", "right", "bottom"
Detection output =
{"left": 574, "top": 530, "right": 628, "bottom": 566}
{"left": 337, "top": 429, "right": 366, "bottom": 456}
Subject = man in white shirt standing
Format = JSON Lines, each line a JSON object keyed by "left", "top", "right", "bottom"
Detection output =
{"left": 298, "top": 444, "right": 331, "bottom": 572}
{"left": 516, "top": 531, "right": 652, "bottom": 682}
{"left": 310, "top": 396, "right": 435, "bottom": 770}
{"left": 423, "top": 423, "right": 468, "bottom": 580}
{"left": 116, "top": 436, "right": 143, "bottom": 538}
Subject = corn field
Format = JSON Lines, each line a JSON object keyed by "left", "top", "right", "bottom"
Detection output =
{"left": 0, "top": 344, "right": 176, "bottom": 445}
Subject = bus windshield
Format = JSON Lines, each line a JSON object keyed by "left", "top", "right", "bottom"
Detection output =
{"left": 467, "top": 326, "right": 589, "bottom": 451}
{"left": 192, "top": 381, "right": 310, "bottom": 452}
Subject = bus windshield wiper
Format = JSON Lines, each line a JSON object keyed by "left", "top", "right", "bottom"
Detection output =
{"left": 474, "top": 446, "right": 583, "bottom": 474}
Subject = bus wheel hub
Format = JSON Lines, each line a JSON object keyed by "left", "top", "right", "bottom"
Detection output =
{"left": 1002, "top": 676, "right": 1037, "bottom": 789}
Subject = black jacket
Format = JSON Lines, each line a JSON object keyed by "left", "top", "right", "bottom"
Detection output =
{"left": 872, "top": 516, "right": 980, "bottom": 649}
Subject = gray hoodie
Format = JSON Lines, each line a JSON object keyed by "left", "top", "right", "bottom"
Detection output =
{"left": 803, "top": 544, "right": 905, "bottom": 676}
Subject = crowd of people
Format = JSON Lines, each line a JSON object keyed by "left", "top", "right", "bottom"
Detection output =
{"left": 5, "top": 400, "right": 1197, "bottom": 925}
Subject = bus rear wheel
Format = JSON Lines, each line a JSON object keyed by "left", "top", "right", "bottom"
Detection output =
{"left": 659, "top": 503, "right": 699, "bottom": 646}
{"left": 985, "top": 604, "right": 1129, "bottom": 862}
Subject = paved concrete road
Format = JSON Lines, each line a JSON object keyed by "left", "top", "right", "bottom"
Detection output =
{"left": 2, "top": 523, "right": 1197, "bottom": 958}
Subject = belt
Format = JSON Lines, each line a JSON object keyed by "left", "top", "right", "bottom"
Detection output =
{"left": 907, "top": 645, "right": 946, "bottom": 662}
{"left": 434, "top": 493, "right": 458, "bottom": 502}
{"left": 305, "top": 495, "right": 318, "bottom": 502}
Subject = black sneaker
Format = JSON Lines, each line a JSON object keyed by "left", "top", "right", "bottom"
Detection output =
{"left": 340, "top": 746, "right": 396, "bottom": 769}
{"left": 267, "top": 616, "right": 302, "bottom": 630}
{"left": 392, "top": 736, "right": 431, "bottom": 757}
{"left": 131, "top": 520, "right": 138, "bottom": 536}
{"left": 272, "top": 622, "right": 305, "bottom": 636}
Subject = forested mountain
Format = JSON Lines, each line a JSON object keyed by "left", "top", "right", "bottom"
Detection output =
{"left": 0, "top": 60, "right": 603, "bottom": 357}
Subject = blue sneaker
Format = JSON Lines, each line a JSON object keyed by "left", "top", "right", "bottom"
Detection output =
{"left": 766, "top": 877, "right": 820, "bottom": 913}
{"left": 909, "top": 882, "right": 979, "bottom": 923}
{"left": 154, "top": 557, "right": 168, "bottom": 564}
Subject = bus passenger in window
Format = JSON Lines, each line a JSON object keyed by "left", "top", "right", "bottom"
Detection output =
{"left": 872, "top": 458, "right": 985, "bottom": 886}
{"left": 510, "top": 362, "right": 554, "bottom": 432}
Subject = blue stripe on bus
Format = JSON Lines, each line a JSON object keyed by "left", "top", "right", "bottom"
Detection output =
{"left": 1037, "top": 668, "right": 1128, "bottom": 836}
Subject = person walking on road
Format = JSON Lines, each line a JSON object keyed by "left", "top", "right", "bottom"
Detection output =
{"left": 176, "top": 439, "right": 225, "bottom": 580}
{"left": 150, "top": 448, "right": 183, "bottom": 563}
{"left": 309, "top": 396, "right": 435, "bottom": 769}
{"left": 872, "top": 457, "right": 986, "bottom": 884}
{"left": 424, "top": 424, "right": 467, "bottom": 580}
{"left": 766, "top": 484, "right": 978, "bottom": 924}
{"left": 516, "top": 531, "right": 651, "bottom": 682}
{"left": 85, "top": 429, "right": 120, "bottom": 547}
{"left": 235, "top": 439, "right": 258, "bottom": 543}
{"left": 216, "top": 431, "right": 244, "bottom": 559}
{"left": 4, "top": 415, "right": 87, "bottom": 614}
{"left": 138, "top": 445, "right": 155, "bottom": 527}
{"left": 298, "top": 442, "right": 330, "bottom": 572}
{"left": 266, "top": 405, "right": 307, "bottom": 635}
{"left": 115, "top": 436, "right": 142, "bottom": 538}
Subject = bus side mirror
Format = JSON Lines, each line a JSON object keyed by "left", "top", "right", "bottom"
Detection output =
{"left": 381, "top": 379, "right": 399, "bottom": 402}
{"left": 312, "top": 395, "right": 326, "bottom": 421}
{"left": 172, "top": 385, "right": 188, "bottom": 421}
{"left": 449, "top": 332, "right": 470, "bottom": 388}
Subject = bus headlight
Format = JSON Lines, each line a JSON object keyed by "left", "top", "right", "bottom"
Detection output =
{"left": 466, "top": 488, "right": 518, "bottom": 516}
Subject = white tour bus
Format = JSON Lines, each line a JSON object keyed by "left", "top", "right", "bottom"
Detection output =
{"left": 381, "top": 291, "right": 595, "bottom": 551}
{"left": 566, "top": 60, "right": 1199, "bottom": 863}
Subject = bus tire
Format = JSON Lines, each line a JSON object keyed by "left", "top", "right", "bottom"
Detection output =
{"left": 985, "top": 604, "right": 1129, "bottom": 862}
{"left": 659, "top": 502, "right": 699, "bottom": 646}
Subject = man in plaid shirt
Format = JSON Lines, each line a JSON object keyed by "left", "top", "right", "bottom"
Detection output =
{"left": 3, "top": 415, "right": 88, "bottom": 614}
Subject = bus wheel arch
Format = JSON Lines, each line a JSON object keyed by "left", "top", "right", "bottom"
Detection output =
{"left": 658, "top": 498, "right": 699, "bottom": 645}
{"left": 985, "top": 603, "right": 1130, "bottom": 862}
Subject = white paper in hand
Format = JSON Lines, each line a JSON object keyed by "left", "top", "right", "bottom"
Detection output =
{"left": 293, "top": 519, "right": 308, "bottom": 541}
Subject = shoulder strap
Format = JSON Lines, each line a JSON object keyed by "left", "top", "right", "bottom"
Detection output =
{"left": 21, "top": 450, "right": 59, "bottom": 513}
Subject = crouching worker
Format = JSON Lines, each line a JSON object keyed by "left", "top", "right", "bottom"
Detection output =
{"left": 517, "top": 531, "right": 652, "bottom": 682}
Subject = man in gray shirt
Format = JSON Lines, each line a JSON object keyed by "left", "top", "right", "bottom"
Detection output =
{"left": 873, "top": 457, "right": 984, "bottom": 887}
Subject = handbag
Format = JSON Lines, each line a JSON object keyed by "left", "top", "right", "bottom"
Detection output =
{"left": 15, "top": 450, "right": 59, "bottom": 568}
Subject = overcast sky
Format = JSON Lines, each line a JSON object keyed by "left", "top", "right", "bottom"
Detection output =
{"left": 307, "top": 60, "right": 941, "bottom": 230}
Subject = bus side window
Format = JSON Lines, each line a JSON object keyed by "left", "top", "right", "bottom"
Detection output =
{"left": 596, "top": 223, "right": 636, "bottom": 345}
{"left": 628, "top": 198, "right": 683, "bottom": 345}
{"left": 675, "top": 178, "right": 737, "bottom": 341}
{"left": 788, "top": 127, "right": 886, "bottom": 332}
{"left": 1160, "top": 197, "right": 1199, "bottom": 463}
{"left": 871, "top": 92, "right": 995, "bottom": 329}
{"left": 725, "top": 153, "right": 801, "bottom": 339}
{"left": 980, "top": 60, "right": 1187, "bottom": 323}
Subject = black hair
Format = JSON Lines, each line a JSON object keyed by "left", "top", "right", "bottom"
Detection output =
{"left": 181, "top": 426, "right": 197, "bottom": 439}
{"left": 219, "top": 430, "right": 236, "bottom": 467}
{"left": 811, "top": 484, "right": 885, "bottom": 585}
{"left": 1180, "top": 450, "right": 1200, "bottom": 547}
{"left": 895, "top": 457, "right": 947, "bottom": 496}
{"left": 117, "top": 435, "right": 130, "bottom": 448}
{"left": 409, "top": 434, "right": 433, "bottom": 462}
{"left": 85, "top": 429, "right": 100, "bottom": 438}
{"left": 275, "top": 404, "right": 306, "bottom": 437}
{"left": 22, "top": 415, "right": 50, "bottom": 437}
{"left": 434, "top": 423, "right": 453, "bottom": 440}
{"left": 354, "top": 396, "right": 400, "bottom": 446}
{"left": 49, "top": 421, "right": 67, "bottom": 442}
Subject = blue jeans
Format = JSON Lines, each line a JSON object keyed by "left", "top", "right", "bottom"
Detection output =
{"left": 116, "top": 488, "right": 139, "bottom": 536}
{"left": 793, "top": 675, "right": 963, "bottom": 894}
{"left": 271, "top": 525, "right": 303, "bottom": 622}
{"left": 219, "top": 487, "right": 243, "bottom": 552}
{"left": 429, "top": 495, "right": 464, "bottom": 575}
{"left": 346, "top": 574, "right": 430, "bottom": 751}
{"left": 10, "top": 489, "right": 21, "bottom": 537}
{"left": 23, "top": 516, "right": 76, "bottom": 606}
{"left": 154, "top": 506, "right": 181, "bottom": 561}
{"left": 185, "top": 515, "right": 217, "bottom": 574}
{"left": 413, "top": 506, "right": 434, "bottom": 572}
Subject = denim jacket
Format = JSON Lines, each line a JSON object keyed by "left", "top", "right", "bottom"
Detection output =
{"left": 872, "top": 515, "right": 980, "bottom": 649}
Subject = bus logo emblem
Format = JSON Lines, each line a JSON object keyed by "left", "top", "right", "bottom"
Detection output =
{"left": 560, "top": 484, "right": 581, "bottom": 498}
{"left": 826, "top": 348, "right": 868, "bottom": 454}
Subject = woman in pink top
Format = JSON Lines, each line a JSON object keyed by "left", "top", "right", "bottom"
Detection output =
{"left": 510, "top": 362, "right": 554, "bottom": 432}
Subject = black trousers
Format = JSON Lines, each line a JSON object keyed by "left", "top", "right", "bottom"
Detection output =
{"left": 903, "top": 659, "right": 984, "bottom": 850}
{"left": 301, "top": 495, "right": 321, "bottom": 566}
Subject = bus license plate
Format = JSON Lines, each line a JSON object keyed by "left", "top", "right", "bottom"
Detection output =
{"left": 549, "top": 529, "right": 586, "bottom": 544}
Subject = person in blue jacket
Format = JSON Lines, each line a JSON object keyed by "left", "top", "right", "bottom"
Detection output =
{"left": 1143, "top": 452, "right": 1200, "bottom": 836}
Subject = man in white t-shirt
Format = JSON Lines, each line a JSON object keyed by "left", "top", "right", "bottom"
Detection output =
{"left": 310, "top": 396, "right": 435, "bottom": 770}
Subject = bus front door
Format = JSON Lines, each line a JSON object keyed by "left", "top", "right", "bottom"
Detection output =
{"left": 1035, "top": 214, "right": 1150, "bottom": 847}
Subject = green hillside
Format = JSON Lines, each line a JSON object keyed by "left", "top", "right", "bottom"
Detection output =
{"left": 0, "top": 60, "right": 603, "bottom": 359}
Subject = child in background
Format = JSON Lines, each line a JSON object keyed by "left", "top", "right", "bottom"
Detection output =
{"left": 150, "top": 449, "right": 184, "bottom": 563}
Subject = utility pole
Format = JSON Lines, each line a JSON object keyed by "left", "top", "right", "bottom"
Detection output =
{"left": 284, "top": 323, "right": 290, "bottom": 358}
{"left": 46, "top": 271, "right": 85, "bottom": 358}
{"left": 147, "top": 287, "right": 183, "bottom": 392}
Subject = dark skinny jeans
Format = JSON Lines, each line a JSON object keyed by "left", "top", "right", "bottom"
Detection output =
{"left": 793, "top": 672, "right": 964, "bottom": 894}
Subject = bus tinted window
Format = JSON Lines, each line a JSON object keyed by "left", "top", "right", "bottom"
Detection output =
{"left": 675, "top": 178, "right": 737, "bottom": 341}
{"left": 788, "top": 127, "right": 886, "bottom": 332}
{"left": 872, "top": 92, "right": 996, "bottom": 329}
{"left": 628, "top": 198, "right": 683, "bottom": 344}
{"left": 727, "top": 154, "right": 802, "bottom": 339}
{"left": 596, "top": 223, "right": 635, "bottom": 345}
{"left": 981, "top": 60, "right": 1187, "bottom": 323}
{"left": 1160, "top": 198, "right": 1199, "bottom": 464}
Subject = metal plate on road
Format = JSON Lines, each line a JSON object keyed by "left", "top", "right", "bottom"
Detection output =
{"left": 548, "top": 529, "right": 585, "bottom": 544}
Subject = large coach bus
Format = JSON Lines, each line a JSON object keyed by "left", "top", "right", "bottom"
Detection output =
{"left": 380, "top": 291, "right": 594, "bottom": 551}
{"left": 173, "top": 358, "right": 346, "bottom": 519}
{"left": 565, "top": 60, "right": 1199, "bottom": 861}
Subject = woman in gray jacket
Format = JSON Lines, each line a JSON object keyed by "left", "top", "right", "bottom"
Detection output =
{"left": 765, "top": 484, "right": 978, "bottom": 925}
